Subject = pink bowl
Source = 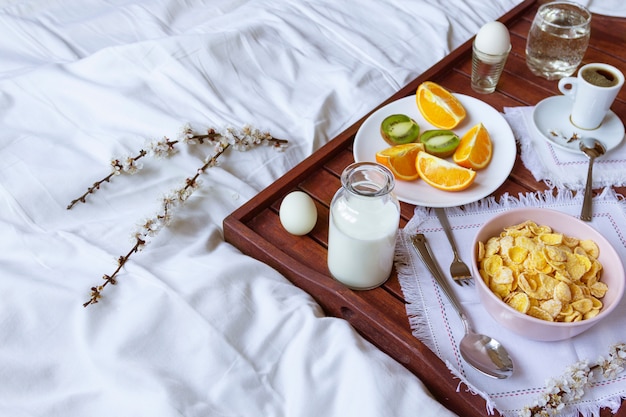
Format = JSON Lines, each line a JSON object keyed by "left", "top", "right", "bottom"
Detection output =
{"left": 472, "top": 208, "right": 625, "bottom": 342}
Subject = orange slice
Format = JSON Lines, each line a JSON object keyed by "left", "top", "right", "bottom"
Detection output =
{"left": 416, "top": 81, "right": 466, "bottom": 129}
{"left": 416, "top": 151, "right": 476, "bottom": 191}
{"left": 375, "top": 143, "right": 424, "bottom": 181}
{"left": 453, "top": 123, "right": 493, "bottom": 170}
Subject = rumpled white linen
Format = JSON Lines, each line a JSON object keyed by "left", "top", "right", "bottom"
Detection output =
{"left": 570, "top": 0, "right": 626, "bottom": 17}
{"left": 0, "top": 0, "right": 527, "bottom": 416}
{"left": 503, "top": 106, "right": 626, "bottom": 190}
{"left": 397, "top": 189, "right": 626, "bottom": 417}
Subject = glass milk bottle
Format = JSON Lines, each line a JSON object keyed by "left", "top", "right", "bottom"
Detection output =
{"left": 327, "top": 162, "right": 400, "bottom": 290}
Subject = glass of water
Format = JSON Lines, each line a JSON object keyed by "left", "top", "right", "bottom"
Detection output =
{"left": 525, "top": 1, "right": 591, "bottom": 80}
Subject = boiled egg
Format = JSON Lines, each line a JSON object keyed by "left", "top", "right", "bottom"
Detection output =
{"left": 279, "top": 191, "right": 318, "bottom": 236}
{"left": 474, "top": 21, "right": 510, "bottom": 55}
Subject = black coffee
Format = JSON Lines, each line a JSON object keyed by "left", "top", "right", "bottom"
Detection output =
{"left": 581, "top": 66, "right": 620, "bottom": 87}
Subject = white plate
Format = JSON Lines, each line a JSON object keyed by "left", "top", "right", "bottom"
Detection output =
{"left": 532, "top": 95, "right": 625, "bottom": 154}
{"left": 353, "top": 95, "right": 516, "bottom": 207}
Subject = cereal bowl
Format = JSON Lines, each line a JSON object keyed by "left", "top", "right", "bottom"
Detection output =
{"left": 472, "top": 208, "right": 624, "bottom": 342}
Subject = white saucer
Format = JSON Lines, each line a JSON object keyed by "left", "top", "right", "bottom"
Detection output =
{"left": 532, "top": 95, "right": 625, "bottom": 154}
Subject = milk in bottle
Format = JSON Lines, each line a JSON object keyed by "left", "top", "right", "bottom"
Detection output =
{"left": 327, "top": 162, "right": 400, "bottom": 289}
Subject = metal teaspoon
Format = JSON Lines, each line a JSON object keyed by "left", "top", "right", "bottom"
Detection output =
{"left": 411, "top": 234, "right": 514, "bottom": 379}
{"left": 579, "top": 138, "right": 606, "bottom": 222}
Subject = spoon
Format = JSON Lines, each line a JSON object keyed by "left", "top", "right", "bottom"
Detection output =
{"left": 411, "top": 234, "right": 514, "bottom": 379}
{"left": 579, "top": 138, "right": 606, "bottom": 222}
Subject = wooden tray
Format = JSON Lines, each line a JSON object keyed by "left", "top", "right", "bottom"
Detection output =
{"left": 224, "top": 1, "right": 626, "bottom": 414}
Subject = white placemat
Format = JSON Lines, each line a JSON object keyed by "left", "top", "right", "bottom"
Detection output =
{"left": 503, "top": 106, "right": 626, "bottom": 190}
{"left": 396, "top": 189, "right": 626, "bottom": 417}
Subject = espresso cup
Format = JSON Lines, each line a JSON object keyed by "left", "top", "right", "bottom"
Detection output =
{"left": 558, "top": 63, "right": 624, "bottom": 130}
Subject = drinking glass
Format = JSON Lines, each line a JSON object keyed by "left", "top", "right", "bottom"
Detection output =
{"left": 471, "top": 43, "right": 511, "bottom": 94}
{"left": 526, "top": 1, "right": 591, "bottom": 80}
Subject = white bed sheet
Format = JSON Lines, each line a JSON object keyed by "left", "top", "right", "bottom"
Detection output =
{"left": 1, "top": 0, "right": 585, "bottom": 416}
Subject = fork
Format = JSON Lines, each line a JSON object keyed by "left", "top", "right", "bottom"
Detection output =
{"left": 434, "top": 207, "right": 473, "bottom": 286}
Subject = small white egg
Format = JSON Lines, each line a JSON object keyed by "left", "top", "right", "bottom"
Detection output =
{"left": 279, "top": 191, "right": 318, "bottom": 236}
{"left": 475, "top": 21, "right": 510, "bottom": 55}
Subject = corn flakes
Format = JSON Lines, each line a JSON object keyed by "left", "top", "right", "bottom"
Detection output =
{"left": 477, "top": 221, "right": 607, "bottom": 323}
{"left": 506, "top": 292, "right": 530, "bottom": 313}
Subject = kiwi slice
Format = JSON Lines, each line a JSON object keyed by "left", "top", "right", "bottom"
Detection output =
{"left": 380, "top": 114, "right": 420, "bottom": 145}
{"left": 420, "top": 130, "right": 460, "bottom": 157}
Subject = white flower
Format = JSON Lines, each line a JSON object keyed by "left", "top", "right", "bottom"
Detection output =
{"left": 121, "top": 156, "right": 142, "bottom": 174}
{"left": 598, "top": 343, "right": 626, "bottom": 379}
{"left": 111, "top": 159, "right": 123, "bottom": 175}
{"left": 148, "top": 136, "right": 177, "bottom": 158}
{"left": 602, "top": 363, "right": 623, "bottom": 379}
{"left": 177, "top": 123, "right": 195, "bottom": 142}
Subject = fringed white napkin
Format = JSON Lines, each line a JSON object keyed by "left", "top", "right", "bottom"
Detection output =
{"left": 396, "top": 189, "right": 626, "bottom": 417}
{"left": 503, "top": 106, "right": 626, "bottom": 190}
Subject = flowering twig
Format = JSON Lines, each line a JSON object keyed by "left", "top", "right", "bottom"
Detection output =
{"left": 83, "top": 125, "right": 287, "bottom": 307}
{"left": 67, "top": 149, "right": 148, "bottom": 209}
{"left": 522, "top": 343, "right": 626, "bottom": 416}
{"left": 67, "top": 124, "right": 224, "bottom": 210}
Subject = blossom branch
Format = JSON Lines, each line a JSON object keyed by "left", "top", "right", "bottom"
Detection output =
{"left": 67, "top": 149, "right": 149, "bottom": 209}
{"left": 82, "top": 125, "right": 287, "bottom": 307}
{"left": 67, "top": 124, "right": 229, "bottom": 210}
{"left": 522, "top": 343, "right": 626, "bottom": 416}
{"left": 83, "top": 239, "right": 144, "bottom": 307}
